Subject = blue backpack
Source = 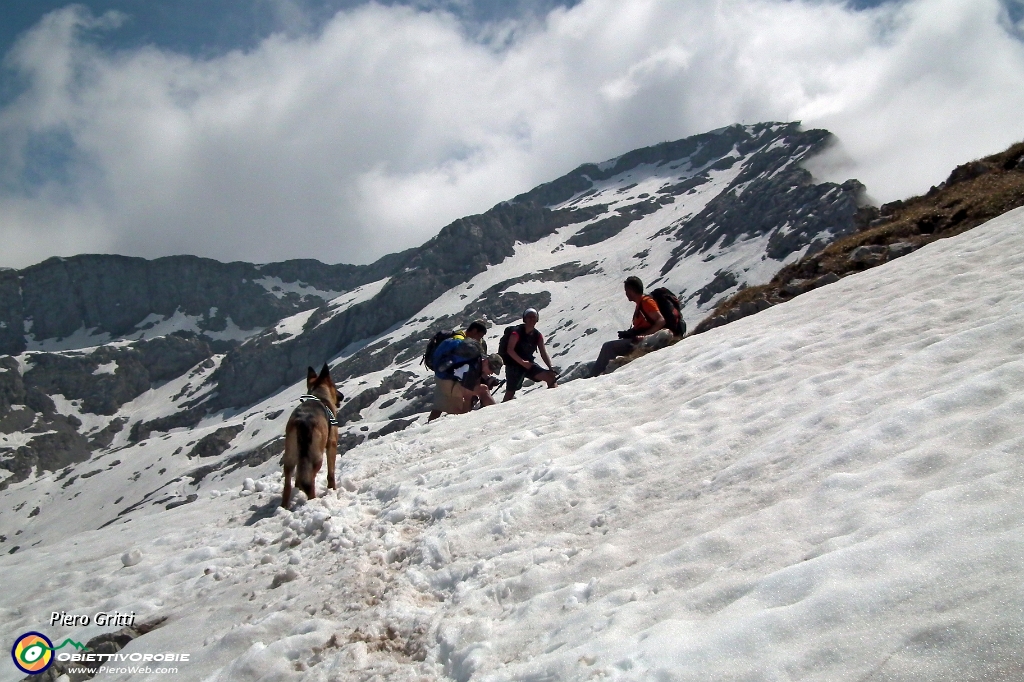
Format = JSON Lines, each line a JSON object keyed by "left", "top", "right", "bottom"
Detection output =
{"left": 430, "top": 335, "right": 481, "bottom": 385}
{"left": 432, "top": 337, "right": 482, "bottom": 376}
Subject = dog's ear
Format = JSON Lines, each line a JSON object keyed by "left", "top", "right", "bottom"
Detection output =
{"left": 306, "top": 366, "right": 317, "bottom": 389}
{"left": 317, "top": 363, "right": 332, "bottom": 385}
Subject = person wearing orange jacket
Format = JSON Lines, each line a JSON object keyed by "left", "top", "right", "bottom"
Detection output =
{"left": 591, "top": 276, "right": 665, "bottom": 377}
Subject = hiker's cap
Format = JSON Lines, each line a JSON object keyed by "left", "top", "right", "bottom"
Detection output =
{"left": 486, "top": 353, "right": 504, "bottom": 371}
{"left": 523, "top": 307, "right": 539, "bottom": 320}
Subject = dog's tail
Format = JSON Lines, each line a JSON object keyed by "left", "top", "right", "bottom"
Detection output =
{"left": 294, "top": 417, "right": 315, "bottom": 496}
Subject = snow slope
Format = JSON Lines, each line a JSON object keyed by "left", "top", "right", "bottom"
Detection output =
{"left": 1, "top": 206, "right": 1022, "bottom": 680}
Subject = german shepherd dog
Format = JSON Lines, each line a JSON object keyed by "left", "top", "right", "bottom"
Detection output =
{"left": 282, "top": 364, "right": 341, "bottom": 508}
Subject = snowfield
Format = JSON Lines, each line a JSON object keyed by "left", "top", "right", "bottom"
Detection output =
{"left": 3, "top": 207, "right": 1024, "bottom": 681}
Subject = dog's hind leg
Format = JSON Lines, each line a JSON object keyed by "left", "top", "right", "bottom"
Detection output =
{"left": 326, "top": 428, "right": 338, "bottom": 491}
{"left": 291, "top": 418, "right": 318, "bottom": 500}
{"left": 283, "top": 426, "right": 300, "bottom": 508}
{"left": 282, "top": 464, "right": 294, "bottom": 508}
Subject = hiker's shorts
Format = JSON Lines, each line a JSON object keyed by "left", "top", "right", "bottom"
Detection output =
{"left": 506, "top": 362, "right": 547, "bottom": 392}
{"left": 434, "top": 379, "right": 471, "bottom": 414}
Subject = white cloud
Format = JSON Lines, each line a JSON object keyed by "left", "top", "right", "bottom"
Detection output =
{"left": 1, "top": 0, "right": 1022, "bottom": 268}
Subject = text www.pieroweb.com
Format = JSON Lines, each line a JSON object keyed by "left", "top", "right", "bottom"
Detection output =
{"left": 66, "top": 665, "right": 178, "bottom": 675}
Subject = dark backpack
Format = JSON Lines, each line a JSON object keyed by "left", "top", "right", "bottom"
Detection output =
{"left": 497, "top": 326, "right": 517, "bottom": 364}
{"left": 498, "top": 325, "right": 539, "bottom": 364}
{"left": 648, "top": 288, "right": 686, "bottom": 336}
{"left": 422, "top": 330, "right": 458, "bottom": 371}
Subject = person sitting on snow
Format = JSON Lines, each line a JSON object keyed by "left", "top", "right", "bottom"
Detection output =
{"left": 590, "top": 276, "right": 665, "bottom": 377}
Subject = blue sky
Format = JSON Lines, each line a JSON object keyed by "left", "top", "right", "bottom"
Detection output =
{"left": 0, "top": 0, "right": 1022, "bottom": 267}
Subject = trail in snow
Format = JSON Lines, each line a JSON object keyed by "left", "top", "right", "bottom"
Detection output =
{"left": 2, "top": 209, "right": 1024, "bottom": 681}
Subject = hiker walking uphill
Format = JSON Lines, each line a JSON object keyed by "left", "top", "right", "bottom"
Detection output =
{"left": 499, "top": 308, "right": 557, "bottom": 401}
{"left": 426, "top": 320, "right": 502, "bottom": 421}
{"left": 590, "top": 276, "right": 684, "bottom": 377}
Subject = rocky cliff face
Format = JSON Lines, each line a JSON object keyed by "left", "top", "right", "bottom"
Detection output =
{"left": 0, "top": 333, "right": 218, "bottom": 490}
{"left": 0, "top": 121, "right": 872, "bottom": 546}
{"left": 694, "top": 138, "right": 1024, "bottom": 334}
{"left": 0, "top": 251, "right": 411, "bottom": 356}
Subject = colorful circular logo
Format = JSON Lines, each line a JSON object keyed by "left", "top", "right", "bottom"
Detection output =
{"left": 11, "top": 632, "right": 53, "bottom": 675}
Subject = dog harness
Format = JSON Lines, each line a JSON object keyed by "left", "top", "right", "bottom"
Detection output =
{"left": 298, "top": 394, "right": 340, "bottom": 427}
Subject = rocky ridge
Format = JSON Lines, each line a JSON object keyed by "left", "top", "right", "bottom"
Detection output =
{"left": 0, "top": 251, "right": 411, "bottom": 356}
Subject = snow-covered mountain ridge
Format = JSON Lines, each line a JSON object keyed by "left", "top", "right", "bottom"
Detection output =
{"left": 0, "top": 122, "right": 867, "bottom": 512}
{"left": 0, "top": 253, "right": 410, "bottom": 357}
{"left": 2, "top": 204, "right": 1022, "bottom": 681}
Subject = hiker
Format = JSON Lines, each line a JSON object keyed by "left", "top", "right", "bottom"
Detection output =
{"left": 500, "top": 308, "right": 557, "bottom": 402}
{"left": 591, "top": 276, "right": 666, "bottom": 377}
{"left": 428, "top": 321, "right": 494, "bottom": 421}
